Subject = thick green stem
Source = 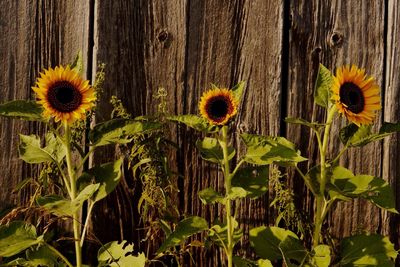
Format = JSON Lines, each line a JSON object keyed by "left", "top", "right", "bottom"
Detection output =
{"left": 221, "top": 126, "right": 233, "bottom": 267}
{"left": 313, "top": 106, "right": 337, "bottom": 247}
{"left": 64, "top": 124, "right": 82, "bottom": 267}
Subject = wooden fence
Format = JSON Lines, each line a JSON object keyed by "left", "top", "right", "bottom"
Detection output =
{"left": 1, "top": 1, "right": 399, "bottom": 266}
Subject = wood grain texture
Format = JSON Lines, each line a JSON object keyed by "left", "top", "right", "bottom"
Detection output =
{"left": 0, "top": 0, "right": 90, "bottom": 211}
{"left": 287, "top": 0, "right": 385, "bottom": 242}
{"left": 382, "top": 0, "right": 400, "bottom": 252}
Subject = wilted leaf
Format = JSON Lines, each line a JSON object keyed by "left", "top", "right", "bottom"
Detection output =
{"left": 157, "top": 216, "right": 208, "bottom": 253}
{"left": 70, "top": 51, "right": 84, "bottom": 75}
{"left": 340, "top": 234, "right": 397, "bottom": 267}
{"left": 231, "top": 81, "right": 246, "bottom": 102}
{"left": 0, "top": 221, "right": 44, "bottom": 257}
{"left": 167, "top": 114, "right": 218, "bottom": 133}
{"left": 0, "top": 100, "right": 43, "bottom": 121}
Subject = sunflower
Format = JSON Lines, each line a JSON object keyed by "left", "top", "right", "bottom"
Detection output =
{"left": 331, "top": 65, "right": 381, "bottom": 126}
{"left": 199, "top": 88, "right": 238, "bottom": 125}
{"left": 32, "top": 65, "right": 96, "bottom": 124}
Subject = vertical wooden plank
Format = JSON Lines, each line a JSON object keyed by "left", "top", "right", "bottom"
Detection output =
{"left": 288, "top": 0, "right": 385, "bottom": 240}
{"left": 382, "top": 0, "right": 400, "bottom": 250}
{"left": 0, "top": 0, "right": 90, "bottom": 210}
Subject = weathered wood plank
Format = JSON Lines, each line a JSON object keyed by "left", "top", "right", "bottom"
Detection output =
{"left": 382, "top": 0, "right": 400, "bottom": 251}
{"left": 287, "top": 0, "right": 385, "bottom": 242}
{"left": 0, "top": 0, "right": 90, "bottom": 211}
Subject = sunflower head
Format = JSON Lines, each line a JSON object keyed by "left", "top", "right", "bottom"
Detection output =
{"left": 32, "top": 65, "right": 96, "bottom": 125}
{"left": 331, "top": 65, "right": 381, "bottom": 126}
{"left": 199, "top": 88, "right": 238, "bottom": 125}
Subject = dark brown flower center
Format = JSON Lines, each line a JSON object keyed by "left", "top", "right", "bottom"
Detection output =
{"left": 47, "top": 81, "right": 82, "bottom": 112}
{"left": 339, "top": 82, "right": 364, "bottom": 114}
{"left": 205, "top": 96, "right": 233, "bottom": 122}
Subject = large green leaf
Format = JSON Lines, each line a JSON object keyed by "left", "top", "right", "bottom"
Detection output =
{"left": 307, "top": 245, "right": 331, "bottom": 267}
{"left": 0, "top": 221, "right": 44, "bottom": 257}
{"left": 157, "top": 216, "right": 208, "bottom": 253}
{"left": 339, "top": 234, "right": 397, "bottom": 266}
{"left": 98, "top": 241, "right": 146, "bottom": 267}
{"left": 0, "top": 100, "right": 43, "bottom": 121}
{"left": 167, "top": 114, "right": 218, "bottom": 133}
{"left": 340, "top": 122, "right": 400, "bottom": 147}
{"left": 328, "top": 166, "right": 397, "bottom": 213}
{"left": 249, "top": 226, "right": 307, "bottom": 264}
{"left": 231, "top": 81, "right": 246, "bottom": 102}
{"left": 86, "top": 159, "right": 123, "bottom": 203}
{"left": 198, "top": 188, "right": 225, "bottom": 205}
{"left": 196, "top": 137, "right": 235, "bottom": 164}
{"left": 232, "top": 256, "right": 273, "bottom": 267}
{"left": 314, "top": 64, "right": 333, "bottom": 108}
{"left": 25, "top": 245, "right": 60, "bottom": 267}
{"left": 89, "top": 118, "right": 161, "bottom": 146}
{"left": 37, "top": 184, "right": 100, "bottom": 216}
{"left": 231, "top": 165, "right": 269, "bottom": 199}
{"left": 19, "top": 134, "right": 65, "bottom": 164}
{"left": 208, "top": 217, "right": 243, "bottom": 248}
{"left": 241, "top": 134, "right": 307, "bottom": 166}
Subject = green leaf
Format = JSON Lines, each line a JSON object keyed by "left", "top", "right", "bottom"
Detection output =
{"left": 198, "top": 188, "right": 225, "bottom": 205}
{"left": 340, "top": 234, "right": 397, "bottom": 267}
{"left": 208, "top": 217, "right": 243, "bottom": 248}
{"left": 285, "top": 117, "right": 325, "bottom": 130}
{"left": 70, "top": 51, "right": 84, "bottom": 75}
{"left": 231, "top": 165, "right": 269, "bottom": 199}
{"left": 86, "top": 159, "right": 123, "bottom": 203}
{"left": 0, "top": 100, "right": 43, "bottom": 121}
{"left": 329, "top": 166, "right": 397, "bottom": 213}
{"left": 25, "top": 245, "right": 60, "bottom": 267}
{"left": 227, "top": 187, "right": 248, "bottom": 200}
{"left": 249, "top": 226, "right": 307, "bottom": 264}
{"left": 309, "top": 245, "right": 331, "bottom": 267}
{"left": 196, "top": 137, "right": 235, "bottom": 164}
{"left": 314, "top": 64, "right": 333, "bottom": 108}
{"left": 167, "top": 114, "right": 218, "bottom": 133}
{"left": 98, "top": 241, "right": 146, "bottom": 267}
{"left": 303, "top": 165, "right": 323, "bottom": 195}
{"left": 241, "top": 134, "right": 307, "bottom": 166}
{"left": 340, "top": 122, "right": 400, "bottom": 147}
{"left": 89, "top": 118, "right": 161, "bottom": 146}
{"left": 232, "top": 256, "right": 272, "bottom": 267}
{"left": 231, "top": 81, "right": 246, "bottom": 102}
{"left": 157, "top": 216, "right": 208, "bottom": 253}
{"left": 0, "top": 221, "right": 44, "bottom": 257}
{"left": 18, "top": 133, "right": 65, "bottom": 164}
{"left": 37, "top": 184, "right": 100, "bottom": 216}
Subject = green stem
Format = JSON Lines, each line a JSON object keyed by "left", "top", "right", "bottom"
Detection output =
{"left": 313, "top": 105, "right": 337, "bottom": 247}
{"left": 77, "top": 146, "right": 96, "bottom": 171}
{"left": 55, "top": 162, "right": 72, "bottom": 196}
{"left": 331, "top": 144, "right": 349, "bottom": 164}
{"left": 80, "top": 201, "right": 95, "bottom": 247}
{"left": 46, "top": 243, "right": 74, "bottom": 267}
{"left": 64, "top": 123, "right": 82, "bottom": 267}
{"left": 220, "top": 126, "right": 233, "bottom": 267}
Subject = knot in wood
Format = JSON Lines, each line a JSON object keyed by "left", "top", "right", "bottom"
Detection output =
{"left": 157, "top": 29, "right": 172, "bottom": 48}
{"left": 329, "top": 32, "right": 344, "bottom": 47}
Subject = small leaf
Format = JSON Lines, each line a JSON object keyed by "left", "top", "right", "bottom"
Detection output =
{"left": 167, "top": 114, "right": 218, "bottom": 133}
{"left": 198, "top": 188, "right": 225, "bottom": 205}
{"left": 285, "top": 117, "right": 325, "bottom": 130}
{"left": 241, "top": 134, "right": 307, "bottom": 166}
{"left": 89, "top": 118, "right": 161, "bottom": 146}
{"left": 314, "top": 64, "right": 333, "bottom": 108}
{"left": 208, "top": 217, "right": 243, "bottom": 248}
{"left": 309, "top": 245, "right": 331, "bottom": 267}
{"left": 227, "top": 187, "right": 248, "bottom": 200}
{"left": 231, "top": 81, "right": 246, "bottom": 102}
{"left": 0, "top": 100, "right": 43, "bottom": 121}
{"left": 0, "top": 221, "right": 44, "bottom": 257}
{"left": 231, "top": 165, "right": 269, "bottom": 199}
{"left": 340, "top": 234, "right": 397, "bottom": 266}
{"left": 70, "top": 51, "right": 84, "bottom": 75}
{"left": 196, "top": 137, "right": 235, "bottom": 164}
{"left": 249, "top": 226, "right": 307, "bottom": 264}
{"left": 157, "top": 216, "right": 208, "bottom": 253}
